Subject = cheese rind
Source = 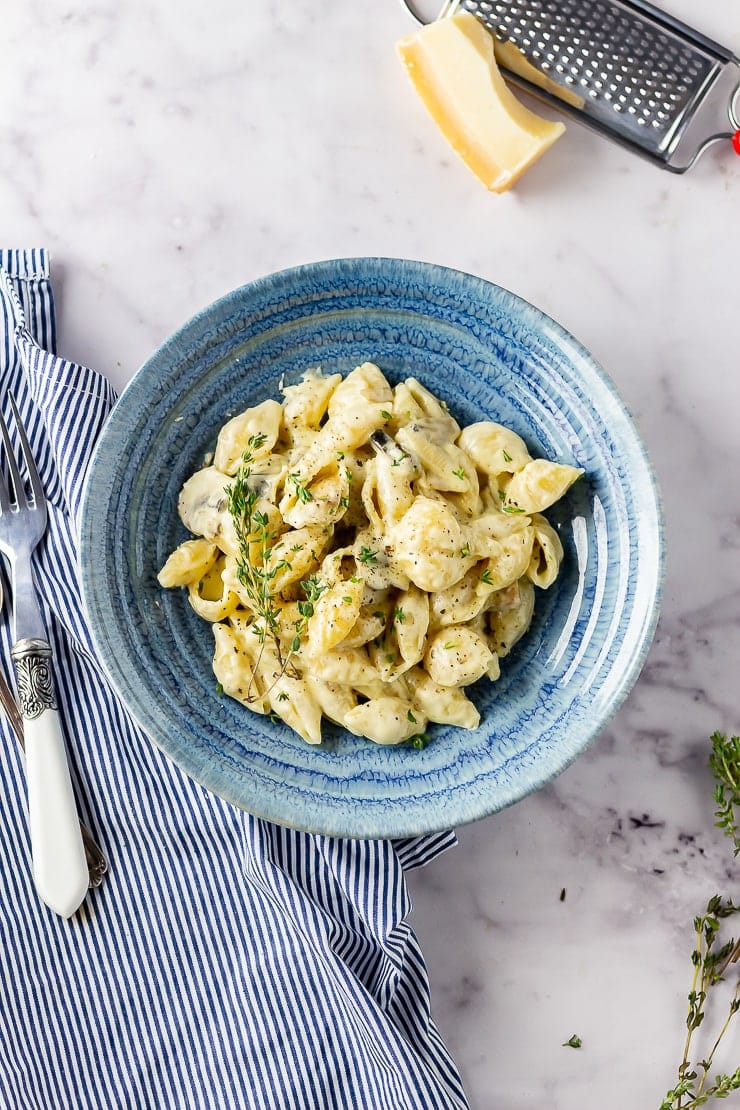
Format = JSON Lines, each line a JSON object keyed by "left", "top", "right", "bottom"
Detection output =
{"left": 397, "top": 12, "right": 565, "bottom": 192}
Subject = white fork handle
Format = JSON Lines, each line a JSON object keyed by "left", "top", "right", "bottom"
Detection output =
{"left": 12, "top": 639, "right": 88, "bottom": 918}
{"left": 25, "top": 708, "right": 89, "bottom": 917}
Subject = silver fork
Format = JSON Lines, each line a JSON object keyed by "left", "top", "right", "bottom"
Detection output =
{"left": 0, "top": 395, "right": 89, "bottom": 917}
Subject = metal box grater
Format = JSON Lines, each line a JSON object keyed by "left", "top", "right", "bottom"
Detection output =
{"left": 403, "top": 0, "right": 740, "bottom": 171}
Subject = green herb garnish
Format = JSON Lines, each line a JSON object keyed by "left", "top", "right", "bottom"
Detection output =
{"left": 288, "top": 473, "right": 313, "bottom": 503}
{"left": 358, "top": 547, "right": 378, "bottom": 566}
{"left": 227, "top": 437, "right": 284, "bottom": 696}
{"left": 227, "top": 442, "right": 323, "bottom": 699}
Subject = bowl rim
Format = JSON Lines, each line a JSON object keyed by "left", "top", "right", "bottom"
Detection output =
{"left": 80, "top": 256, "right": 666, "bottom": 837}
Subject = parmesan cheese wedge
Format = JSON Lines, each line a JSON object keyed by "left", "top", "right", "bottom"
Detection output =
{"left": 397, "top": 12, "right": 566, "bottom": 193}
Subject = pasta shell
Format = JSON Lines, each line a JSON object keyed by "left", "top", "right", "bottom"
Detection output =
{"left": 214, "top": 399, "right": 282, "bottom": 475}
{"left": 157, "top": 539, "right": 218, "bottom": 588}
{"left": 503, "top": 459, "right": 583, "bottom": 514}
{"left": 424, "top": 626, "right": 496, "bottom": 687}
{"left": 344, "top": 697, "right": 424, "bottom": 745}
{"left": 457, "top": 421, "right": 532, "bottom": 477}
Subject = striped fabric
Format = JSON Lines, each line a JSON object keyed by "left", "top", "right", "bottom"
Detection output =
{"left": 0, "top": 251, "right": 469, "bottom": 1110}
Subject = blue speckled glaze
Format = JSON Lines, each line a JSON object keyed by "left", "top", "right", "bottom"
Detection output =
{"left": 79, "top": 258, "right": 664, "bottom": 838}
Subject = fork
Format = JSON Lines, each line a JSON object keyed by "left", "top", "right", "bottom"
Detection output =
{"left": 0, "top": 395, "right": 89, "bottom": 917}
{"left": 0, "top": 615, "right": 107, "bottom": 888}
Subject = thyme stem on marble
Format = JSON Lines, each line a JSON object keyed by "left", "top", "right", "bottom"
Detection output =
{"left": 709, "top": 732, "right": 740, "bottom": 856}
{"left": 658, "top": 732, "right": 740, "bottom": 1109}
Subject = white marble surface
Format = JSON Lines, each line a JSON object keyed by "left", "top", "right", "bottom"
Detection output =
{"left": 3, "top": 2, "right": 740, "bottom": 1106}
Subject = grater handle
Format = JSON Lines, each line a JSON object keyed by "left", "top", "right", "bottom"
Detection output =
{"left": 667, "top": 61, "right": 740, "bottom": 173}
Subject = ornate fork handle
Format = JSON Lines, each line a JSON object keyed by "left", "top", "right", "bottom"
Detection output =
{"left": 0, "top": 647, "right": 107, "bottom": 888}
{"left": 14, "top": 638, "right": 56, "bottom": 715}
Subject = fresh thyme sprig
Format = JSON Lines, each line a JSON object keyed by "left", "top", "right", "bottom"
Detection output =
{"left": 659, "top": 894, "right": 740, "bottom": 1108}
{"left": 660, "top": 1070, "right": 740, "bottom": 1110}
{"left": 227, "top": 435, "right": 282, "bottom": 679}
{"left": 709, "top": 732, "right": 740, "bottom": 856}
{"left": 659, "top": 732, "right": 740, "bottom": 1109}
{"left": 227, "top": 437, "right": 322, "bottom": 701}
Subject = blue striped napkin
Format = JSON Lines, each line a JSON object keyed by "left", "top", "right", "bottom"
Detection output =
{"left": 0, "top": 250, "right": 469, "bottom": 1110}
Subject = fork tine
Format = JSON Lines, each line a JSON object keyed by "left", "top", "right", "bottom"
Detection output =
{"left": 7, "top": 395, "right": 43, "bottom": 507}
{"left": 0, "top": 403, "right": 27, "bottom": 510}
{"left": 0, "top": 459, "right": 9, "bottom": 514}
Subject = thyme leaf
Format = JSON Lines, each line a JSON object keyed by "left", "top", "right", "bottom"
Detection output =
{"left": 288, "top": 473, "right": 313, "bottom": 503}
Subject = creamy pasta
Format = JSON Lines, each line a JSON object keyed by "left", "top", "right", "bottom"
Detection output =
{"left": 158, "top": 364, "right": 583, "bottom": 745}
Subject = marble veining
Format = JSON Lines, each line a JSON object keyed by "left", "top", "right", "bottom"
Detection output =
{"left": 2, "top": 0, "right": 739, "bottom": 1106}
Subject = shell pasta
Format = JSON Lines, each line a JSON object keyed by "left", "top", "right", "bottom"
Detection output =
{"left": 158, "top": 364, "right": 583, "bottom": 745}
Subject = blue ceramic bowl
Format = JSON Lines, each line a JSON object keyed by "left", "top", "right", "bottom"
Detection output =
{"left": 80, "top": 258, "right": 663, "bottom": 838}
